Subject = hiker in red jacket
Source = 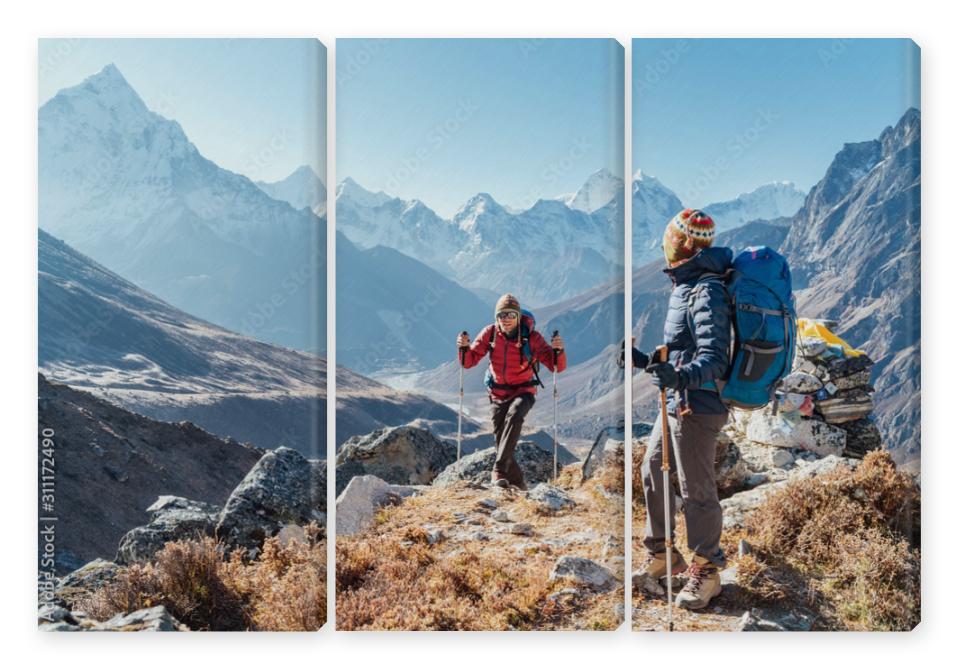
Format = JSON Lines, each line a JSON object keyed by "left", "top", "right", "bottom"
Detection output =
{"left": 457, "top": 294, "right": 566, "bottom": 489}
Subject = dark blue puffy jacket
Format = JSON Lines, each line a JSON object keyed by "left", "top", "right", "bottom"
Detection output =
{"left": 662, "top": 246, "right": 733, "bottom": 415}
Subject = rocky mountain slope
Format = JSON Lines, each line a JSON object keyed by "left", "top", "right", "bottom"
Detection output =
{"left": 40, "top": 229, "right": 459, "bottom": 453}
{"left": 336, "top": 231, "right": 490, "bottom": 374}
{"left": 37, "top": 375, "right": 262, "bottom": 573}
{"left": 335, "top": 426, "right": 626, "bottom": 630}
{"left": 39, "top": 64, "right": 326, "bottom": 352}
{"left": 781, "top": 108, "right": 920, "bottom": 465}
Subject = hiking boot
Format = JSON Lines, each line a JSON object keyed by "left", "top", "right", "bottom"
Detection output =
{"left": 675, "top": 554, "right": 722, "bottom": 610}
{"left": 632, "top": 550, "right": 688, "bottom": 595}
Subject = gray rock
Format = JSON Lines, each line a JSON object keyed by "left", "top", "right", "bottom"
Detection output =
{"left": 721, "top": 455, "right": 859, "bottom": 528}
{"left": 476, "top": 498, "right": 498, "bottom": 510}
{"left": 491, "top": 510, "right": 510, "bottom": 522}
{"left": 422, "top": 526, "right": 445, "bottom": 545}
{"left": 729, "top": 410, "right": 846, "bottom": 457}
{"left": 770, "top": 448, "right": 795, "bottom": 469}
{"left": 55, "top": 559, "right": 120, "bottom": 599}
{"left": 336, "top": 425, "right": 456, "bottom": 493}
{"left": 551, "top": 556, "right": 617, "bottom": 592}
{"left": 215, "top": 447, "right": 326, "bottom": 551}
{"left": 145, "top": 495, "right": 220, "bottom": 515}
{"left": 335, "top": 474, "right": 421, "bottom": 536}
{"left": 432, "top": 441, "right": 578, "bottom": 487}
{"left": 581, "top": 424, "right": 626, "bottom": 481}
{"left": 527, "top": 483, "right": 576, "bottom": 512}
{"left": 93, "top": 605, "right": 187, "bottom": 631}
{"left": 737, "top": 608, "right": 813, "bottom": 632}
{"left": 719, "top": 566, "right": 739, "bottom": 586}
{"left": 715, "top": 435, "right": 751, "bottom": 494}
{"left": 510, "top": 523, "right": 534, "bottom": 536}
{"left": 38, "top": 603, "right": 78, "bottom": 626}
{"left": 39, "top": 621, "right": 83, "bottom": 632}
{"left": 117, "top": 497, "right": 220, "bottom": 564}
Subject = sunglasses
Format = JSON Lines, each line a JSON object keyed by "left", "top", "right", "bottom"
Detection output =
{"left": 496, "top": 311, "right": 518, "bottom": 320}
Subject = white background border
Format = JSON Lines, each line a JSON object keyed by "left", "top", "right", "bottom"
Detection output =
{"left": 4, "top": 0, "right": 954, "bottom": 665}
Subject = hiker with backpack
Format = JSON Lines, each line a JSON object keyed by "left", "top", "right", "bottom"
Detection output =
{"left": 626, "top": 208, "right": 796, "bottom": 612}
{"left": 457, "top": 294, "right": 566, "bottom": 490}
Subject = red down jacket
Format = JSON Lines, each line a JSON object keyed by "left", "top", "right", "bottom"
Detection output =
{"left": 459, "top": 321, "right": 567, "bottom": 402}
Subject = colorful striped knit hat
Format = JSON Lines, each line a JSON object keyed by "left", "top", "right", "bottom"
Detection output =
{"left": 663, "top": 208, "right": 715, "bottom": 267}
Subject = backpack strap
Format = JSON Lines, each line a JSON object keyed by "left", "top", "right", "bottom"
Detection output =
{"left": 684, "top": 271, "right": 732, "bottom": 393}
{"left": 488, "top": 324, "right": 544, "bottom": 388}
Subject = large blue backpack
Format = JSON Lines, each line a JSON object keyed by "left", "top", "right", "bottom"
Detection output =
{"left": 691, "top": 246, "right": 796, "bottom": 410}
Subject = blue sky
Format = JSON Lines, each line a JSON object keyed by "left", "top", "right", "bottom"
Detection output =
{"left": 632, "top": 39, "right": 920, "bottom": 205}
{"left": 39, "top": 38, "right": 326, "bottom": 184}
{"left": 337, "top": 39, "right": 624, "bottom": 218}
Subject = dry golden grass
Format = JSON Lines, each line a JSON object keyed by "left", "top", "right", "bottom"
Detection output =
{"left": 80, "top": 525, "right": 326, "bottom": 631}
{"left": 631, "top": 450, "right": 920, "bottom": 631}
{"left": 744, "top": 450, "right": 920, "bottom": 631}
{"left": 337, "top": 465, "right": 624, "bottom": 631}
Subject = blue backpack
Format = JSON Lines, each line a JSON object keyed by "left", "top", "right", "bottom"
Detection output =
{"left": 691, "top": 246, "right": 796, "bottom": 410}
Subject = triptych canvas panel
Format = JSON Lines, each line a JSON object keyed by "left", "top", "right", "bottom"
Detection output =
{"left": 37, "top": 37, "right": 919, "bottom": 632}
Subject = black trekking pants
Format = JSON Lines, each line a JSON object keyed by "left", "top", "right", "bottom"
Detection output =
{"left": 491, "top": 393, "right": 535, "bottom": 488}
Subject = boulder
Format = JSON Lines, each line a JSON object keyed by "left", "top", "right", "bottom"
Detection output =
{"left": 432, "top": 441, "right": 578, "bottom": 487}
{"left": 582, "top": 423, "right": 646, "bottom": 481}
{"left": 527, "top": 484, "right": 576, "bottom": 512}
{"left": 116, "top": 497, "right": 220, "bottom": 564}
{"left": 840, "top": 418, "right": 883, "bottom": 458}
{"left": 215, "top": 447, "right": 326, "bottom": 551}
{"left": 335, "top": 425, "right": 456, "bottom": 493}
{"left": 550, "top": 556, "right": 617, "bottom": 592}
{"left": 721, "top": 455, "right": 859, "bottom": 528}
{"left": 335, "top": 474, "right": 422, "bottom": 536}
{"left": 92, "top": 605, "right": 188, "bottom": 632}
{"left": 730, "top": 409, "right": 846, "bottom": 457}
{"left": 714, "top": 434, "right": 751, "bottom": 495}
{"left": 54, "top": 558, "right": 120, "bottom": 605}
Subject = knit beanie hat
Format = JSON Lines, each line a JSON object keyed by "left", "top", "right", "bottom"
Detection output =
{"left": 495, "top": 293, "right": 521, "bottom": 321}
{"left": 663, "top": 208, "right": 715, "bottom": 267}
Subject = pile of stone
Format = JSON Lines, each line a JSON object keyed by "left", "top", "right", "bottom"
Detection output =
{"left": 780, "top": 318, "right": 883, "bottom": 458}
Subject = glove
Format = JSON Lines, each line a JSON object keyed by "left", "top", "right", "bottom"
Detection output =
{"left": 632, "top": 348, "right": 651, "bottom": 370}
{"left": 646, "top": 361, "right": 685, "bottom": 390}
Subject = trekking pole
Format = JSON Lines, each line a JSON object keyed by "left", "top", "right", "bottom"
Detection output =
{"left": 656, "top": 344, "right": 674, "bottom": 632}
{"left": 552, "top": 329, "right": 560, "bottom": 480}
{"left": 457, "top": 331, "right": 468, "bottom": 462}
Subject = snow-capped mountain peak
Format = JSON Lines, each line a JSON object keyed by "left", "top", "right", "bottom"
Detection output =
{"left": 335, "top": 176, "right": 392, "bottom": 209}
{"left": 566, "top": 167, "right": 623, "bottom": 213}
{"left": 701, "top": 182, "right": 806, "bottom": 232}
{"left": 255, "top": 164, "right": 326, "bottom": 211}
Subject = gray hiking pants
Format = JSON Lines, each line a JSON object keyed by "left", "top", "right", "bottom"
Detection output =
{"left": 491, "top": 393, "right": 535, "bottom": 488}
{"left": 641, "top": 410, "right": 728, "bottom": 567}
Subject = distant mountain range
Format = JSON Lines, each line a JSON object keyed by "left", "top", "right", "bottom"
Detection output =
{"left": 39, "top": 229, "right": 460, "bottom": 452}
{"left": 631, "top": 171, "right": 805, "bottom": 264}
{"left": 39, "top": 64, "right": 326, "bottom": 354}
{"left": 336, "top": 168, "right": 624, "bottom": 307}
